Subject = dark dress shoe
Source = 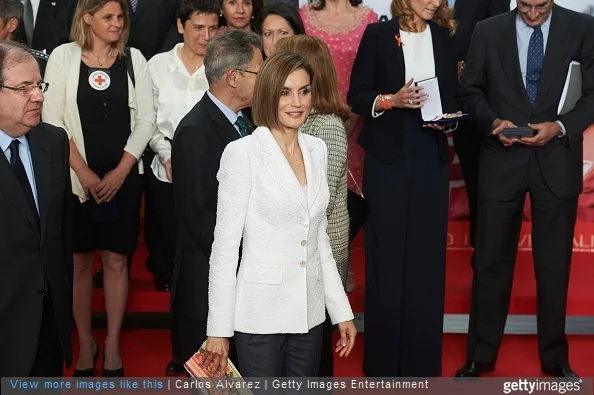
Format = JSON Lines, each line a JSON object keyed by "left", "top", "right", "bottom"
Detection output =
{"left": 165, "top": 360, "right": 185, "bottom": 376}
{"left": 542, "top": 365, "right": 579, "bottom": 377}
{"left": 455, "top": 361, "right": 495, "bottom": 379}
{"left": 74, "top": 341, "right": 99, "bottom": 377}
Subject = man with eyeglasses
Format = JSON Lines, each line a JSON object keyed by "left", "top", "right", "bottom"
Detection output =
{"left": 0, "top": 41, "right": 72, "bottom": 377}
{"left": 455, "top": 0, "right": 594, "bottom": 378}
{"left": 170, "top": 30, "right": 263, "bottom": 367}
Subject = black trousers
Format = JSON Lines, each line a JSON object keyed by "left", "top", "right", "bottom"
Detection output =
{"left": 452, "top": 121, "right": 480, "bottom": 251}
{"left": 317, "top": 312, "right": 334, "bottom": 377}
{"left": 467, "top": 151, "right": 577, "bottom": 367}
{"left": 28, "top": 295, "right": 63, "bottom": 377}
{"left": 234, "top": 324, "right": 323, "bottom": 377}
{"left": 174, "top": 311, "right": 238, "bottom": 368}
{"left": 144, "top": 166, "right": 176, "bottom": 276}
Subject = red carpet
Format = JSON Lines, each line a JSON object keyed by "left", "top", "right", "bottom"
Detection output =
{"left": 65, "top": 330, "right": 594, "bottom": 378}
{"left": 92, "top": 243, "right": 594, "bottom": 315}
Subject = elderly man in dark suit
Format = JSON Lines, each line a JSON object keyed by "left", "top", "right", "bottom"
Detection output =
{"left": 456, "top": 0, "right": 594, "bottom": 378}
{"left": 170, "top": 29, "right": 263, "bottom": 365}
{"left": 0, "top": 41, "right": 72, "bottom": 377}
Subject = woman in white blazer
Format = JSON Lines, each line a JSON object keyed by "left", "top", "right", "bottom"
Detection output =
{"left": 203, "top": 51, "right": 357, "bottom": 377}
{"left": 41, "top": 0, "right": 154, "bottom": 377}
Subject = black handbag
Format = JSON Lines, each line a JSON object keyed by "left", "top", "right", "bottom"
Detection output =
{"left": 347, "top": 169, "right": 368, "bottom": 241}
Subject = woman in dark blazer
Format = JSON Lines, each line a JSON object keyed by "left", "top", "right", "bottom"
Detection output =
{"left": 347, "top": 0, "right": 459, "bottom": 377}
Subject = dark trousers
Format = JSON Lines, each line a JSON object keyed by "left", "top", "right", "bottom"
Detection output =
{"left": 234, "top": 324, "right": 323, "bottom": 377}
{"left": 452, "top": 122, "right": 480, "bottom": 250}
{"left": 144, "top": 166, "right": 176, "bottom": 276}
{"left": 467, "top": 151, "right": 577, "bottom": 367}
{"left": 28, "top": 295, "right": 63, "bottom": 377}
{"left": 174, "top": 311, "right": 238, "bottom": 368}
{"left": 317, "top": 312, "right": 334, "bottom": 377}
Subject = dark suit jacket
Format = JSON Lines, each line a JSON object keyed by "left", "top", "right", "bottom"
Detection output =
{"left": 170, "top": 94, "right": 245, "bottom": 320}
{"left": 15, "top": 0, "right": 75, "bottom": 54}
{"left": 127, "top": 0, "right": 181, "bottom": 60}
{"left": 460, "top": 5, "right": 594, "bottom": 201}
{"left": 453, "top": 0, "right": 510, "bottom": 61}
{"left": 347, "top": 17, "right": 460, "bottom": 165}
{"left": 0, "top": 123, "right": 72, "bottom": 377}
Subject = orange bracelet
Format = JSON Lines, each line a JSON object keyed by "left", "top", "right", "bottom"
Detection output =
{"left": 378, "top": 94, "right": 393, "bottom": 110}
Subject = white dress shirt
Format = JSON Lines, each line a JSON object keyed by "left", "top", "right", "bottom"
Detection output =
{"left": 206, "top": 91, "right": 245, "bottom": 137}
{"left": 148, "top": 43, "right": 210, "bottom": 183}
{"left": 0, "top": 129, "right": 39, "bottom": 212}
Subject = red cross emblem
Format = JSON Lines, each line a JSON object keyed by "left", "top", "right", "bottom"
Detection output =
{"left": 94, "top": 75, "right": 106, "bottom": 86}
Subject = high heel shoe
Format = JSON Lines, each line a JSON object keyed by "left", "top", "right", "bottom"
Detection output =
{"left": 102, "top": 346, "right": 124, "bottom": 377}
{"left": 73, "top": 340, "right": 98, "bottom": 377}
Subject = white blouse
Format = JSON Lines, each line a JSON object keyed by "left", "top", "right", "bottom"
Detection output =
{"left": 371, "top": 26, "right": 436, "bottom": 118}
{"left": 147, "top": 43, "right": 210, "bottom": 183}
{"left": 400, "top": 26, "right": 436, "bottom": 83}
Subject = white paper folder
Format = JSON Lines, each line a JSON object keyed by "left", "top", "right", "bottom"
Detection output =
{"left": 558, "top": 61, "right": 582, "bottom": 116}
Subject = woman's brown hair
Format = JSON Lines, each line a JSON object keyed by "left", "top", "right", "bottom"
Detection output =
{"left": 275, "top": 35, "right": 350, "bottom": 121}
{"left": 71, "top": 0, "right": 130, "bottom": 55}
{"left": 252, "top": 51, "right": 314, "bottom": 131}
{"left": 391, "top": 0, "right": 456, "bottom": 36}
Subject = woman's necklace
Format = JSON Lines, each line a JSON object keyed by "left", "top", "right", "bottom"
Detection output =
{"left": 179, "top": 47, "right": 200, "bottom": 73}
{"left": 87, "top": 47, "right": 113, "bottom": 67}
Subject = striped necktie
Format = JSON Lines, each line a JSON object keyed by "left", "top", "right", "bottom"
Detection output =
{"left": 130, "top": 0, "right": 138, "bottom": 12}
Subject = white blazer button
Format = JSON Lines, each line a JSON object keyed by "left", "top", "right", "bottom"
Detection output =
{"left": 303, "top": 221, "right": 309, "bottom": 227}
{"left": 300, "top": 261, "right": 306, "bottom": 267}
{"left": 301, "top": 240, "right": 306, "bottom": 247}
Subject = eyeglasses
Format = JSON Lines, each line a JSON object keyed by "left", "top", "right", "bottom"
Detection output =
{"left": 0, "top": 82, "right": 49, "bottom": 96}
{"left": 235, "top": 68, "right": 258, "bottom": 75}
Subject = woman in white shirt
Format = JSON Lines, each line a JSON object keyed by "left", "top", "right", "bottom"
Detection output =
{"left": 42, "top": 0, "right": 154, "bottom": 378}
{"left": 203, "top": 51, "right": 357, "bottom": 377}
{"left": 144, "top": 0, "right": 220, "bottom": 374}
{"left": 145, "top": 0, "right": 219, "bottom": 288}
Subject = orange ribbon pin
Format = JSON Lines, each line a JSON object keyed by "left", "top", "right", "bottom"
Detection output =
{"left": 395, "top": 34, "right": 404, "bottom": 47}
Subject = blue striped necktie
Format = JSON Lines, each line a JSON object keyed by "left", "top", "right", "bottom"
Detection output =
{"left": 130, "top": 0, "right": 138, "bottom": 12}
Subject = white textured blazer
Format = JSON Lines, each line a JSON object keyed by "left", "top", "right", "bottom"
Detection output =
{"left": 42, "top": 42, "right": 155, "bottom": 202}
{"left": 206, "top": 127, "right": 354, "bottom": 337}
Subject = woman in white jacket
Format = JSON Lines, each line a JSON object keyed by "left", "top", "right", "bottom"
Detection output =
{"left": 203, "top": 51, "right": 356, "bottom": 377}
{"left": 42, "top": 0, "right": 154, "bottom": 377}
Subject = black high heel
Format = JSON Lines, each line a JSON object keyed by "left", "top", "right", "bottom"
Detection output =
{"left": 102, "top": 346, "right": 124, "bottom": 377}
{"left": 73, "top": 340, "right": 98, "bottom": 377}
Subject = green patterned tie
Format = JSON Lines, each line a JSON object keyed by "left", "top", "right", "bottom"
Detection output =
{"left": 235, "top": 116, "right": 250, "bottom": 137}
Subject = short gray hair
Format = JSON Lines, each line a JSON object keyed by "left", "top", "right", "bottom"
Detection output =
{"left": 0, "top": 0, "right": 23, "bottom": 26}
{"left": 0, "top": 41, "right": 35, "bottom": 87}
{"left": 204, "top": 30, "right": 263, "bottom": 85}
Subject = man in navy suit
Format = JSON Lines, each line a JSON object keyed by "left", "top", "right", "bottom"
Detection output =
{"left": 456, "top": 0, "right": 594, "bottom": 378}
{"left": 170, "top": 29, "right": 263, "bottom": 368}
